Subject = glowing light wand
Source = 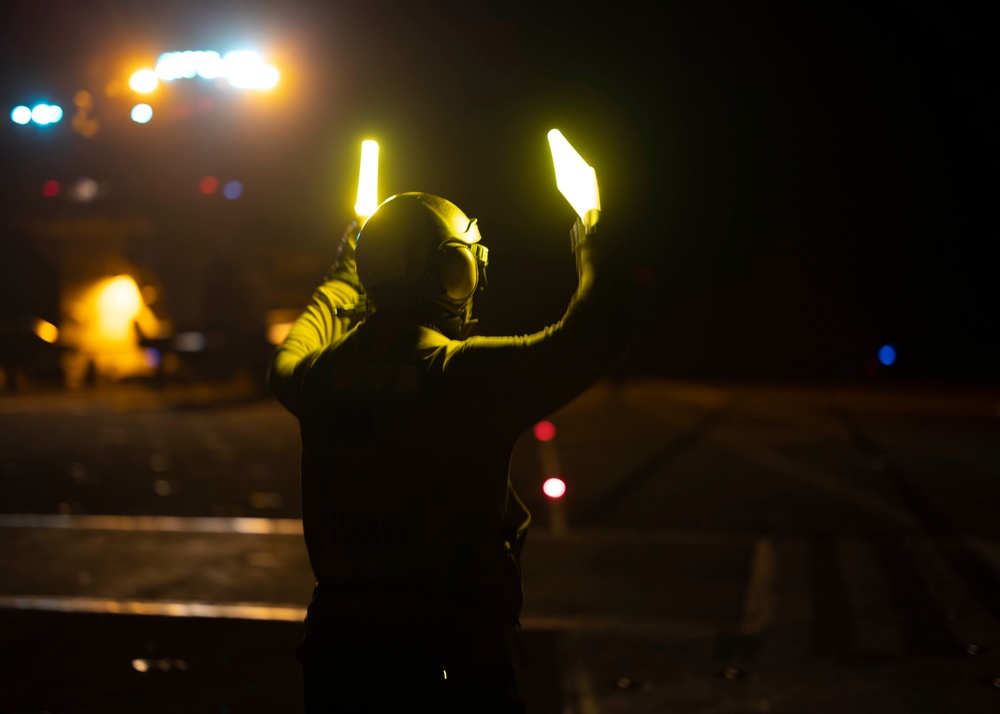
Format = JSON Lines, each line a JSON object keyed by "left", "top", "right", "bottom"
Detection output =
{"left": 354, "top": 139, "right": 379, "bottom": 222}
{"left": 547, "top": 129, "right": 600, "bottom": 234}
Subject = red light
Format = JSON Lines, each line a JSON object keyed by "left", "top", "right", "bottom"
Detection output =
{"left": 542, "top": 478, "right": 566, "bottom": 499}
{"left": 199, "top": 176, "right": 219, "bottom": 194}
{"left": 533, "top": 420, "right": 556, "bottom": 442}
{"left": 42, "top": 180, "right": 60, "bottom": 197}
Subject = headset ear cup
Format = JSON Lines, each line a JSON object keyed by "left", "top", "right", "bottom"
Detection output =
{"left": 436, "top": 244, "right": 479, "bottom": 301}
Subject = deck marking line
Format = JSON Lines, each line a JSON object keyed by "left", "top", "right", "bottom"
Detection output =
{"left": 0, "top": 514, "right": 304, "bottom": 534}
{"left": 740, "top": 536, "right": 775, "bottom": 635}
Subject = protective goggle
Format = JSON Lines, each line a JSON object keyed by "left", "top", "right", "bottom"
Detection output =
{"left": 437, "top": 240, "right": 489, "bottom": 302}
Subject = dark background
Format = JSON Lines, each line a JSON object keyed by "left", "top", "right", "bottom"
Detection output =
{"left": 0, "top": 0, "right": 993, "bottom": 383}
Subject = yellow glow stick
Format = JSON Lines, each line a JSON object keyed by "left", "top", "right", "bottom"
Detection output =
{"left": 547, "top": 129, "right": 600, "bottom": 230}
{"left": 353, "top": 139, "right": 379, "bottom": 220}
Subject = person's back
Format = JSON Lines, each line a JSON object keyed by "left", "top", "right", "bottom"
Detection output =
{"left": 270, "top": 192, "right": 631, "bottom": 712}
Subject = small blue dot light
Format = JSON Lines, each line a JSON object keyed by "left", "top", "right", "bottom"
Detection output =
{"left": 877, "top": 344, "right": 896, "bottom": 367}
{"left": 223, "top": 180, "right": 243, "bottom": 200}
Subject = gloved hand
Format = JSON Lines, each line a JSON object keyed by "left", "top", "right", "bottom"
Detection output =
{"left": 324, "top": 220, "right": 363, "bottom": 290}
{"left": 570, "top": 217, "right": 587, "bottom": 277}
{"left": 569, "top": 216, "right": 586, "bottom": 253}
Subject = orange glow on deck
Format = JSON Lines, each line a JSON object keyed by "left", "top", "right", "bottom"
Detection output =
{"left": 33, "top": 318, "right": 59, "bottom": 344}
{"left": 61, "top": 274, "right": 165, "bottom": 387}
{"left": 95, "top": 276, "right": 142, "bottom": 342}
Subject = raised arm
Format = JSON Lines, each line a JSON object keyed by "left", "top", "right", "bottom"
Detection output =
{"left": 268, "top": 222, "right": 365, "bottom": 415}
{"left": 442, "top": 216, "right": 633, "bottom": 432}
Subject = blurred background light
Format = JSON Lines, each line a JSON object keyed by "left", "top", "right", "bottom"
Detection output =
{"left": 62, "top": 272, "right": 164, "bottom": 387}
{"left": 30, "top": 105, "right": 50, "bottom": 124}
{"left": 267, "top": 322, "right": 293, "bottom": 345}
{"left": 265, "top": 309, "right": 301, "bottom": 346}
{"left": 42, "top": 180, "right": 60, "bottom": 197}
{"left": 31, "top": 104, "right": 62, "bottom": 125}
{"left": 225, "top": 52, "right": 279, "bottom": 89}
{"left": 33, "top": 318, "right": 59, "bottom": 344}
{"left": 131, "top": 104, "right": 153, "bottom": 123}
{"left": 151, "top": 49, "right": 278, "bottom": 89}
{"left": 196, "top": 51, "right": 224, "bottom": 79}
{"left": 199, "top": 176, "right": 219, "bottom": 194}
{"left": 878, "top": 344, "right": 897, "bottom": 367}
{"left": 129, "top": 69, "right": 159, "bottom": 93}
{"left": 156, "top": 51, "right": 197, "bottom": 80}
{"left": 255, "top": 65, "right": 280, "bottom": 90}
{"left": 69, "top": 177, "right": 99, "bottom": 203}
{"left": 11, "top": 105, "right": 31, "bottom": 124}
{"left": 222, "top": 180, "right": 243, "bottom": 200}
{"left": 223, "top": 51, "right": 261, "bottom": 88}
{"left": 173, "top": 332, "right": 207, "bottom": 352}
{"left": 533, "top": 420, "right": 557, "bottom": 442}
{"left": 97, "top": 276, "right": 142, "bottom": 328}
{"left": 542, "top": 477, "right": 566, "bottom": 499}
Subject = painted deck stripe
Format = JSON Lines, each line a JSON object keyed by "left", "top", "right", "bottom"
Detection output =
{"left": 739, "top": 536, "right": 775, "bottom": 635}
{"left": 0, "top": 513, "right": 304, "bottom": 534}
{"left": 0, "top": 595, "right": 307, "bottom": 621}
{"left": 0, "top": 513, "right": 753, "bottom": 545}
{"left": 0, "top": 595, "right": 718, "bottom": 637}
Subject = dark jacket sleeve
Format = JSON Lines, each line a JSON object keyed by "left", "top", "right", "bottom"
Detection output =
{"left": 268, "top": 278, "right": 361, "bottom": 417}
{"left": 268, "top": 222, "right": 364, "bottom": 416}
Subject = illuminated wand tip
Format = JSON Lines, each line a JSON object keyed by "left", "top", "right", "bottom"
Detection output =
{"left": 354, "top": 139, "right": 379, "bottom": 220}
{"left": 547, "top": 129, "right": 600, "bottom": 230}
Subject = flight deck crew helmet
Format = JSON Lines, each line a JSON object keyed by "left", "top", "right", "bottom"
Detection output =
{"left": 355, "top": 192, "right": 488, "bottom": 314}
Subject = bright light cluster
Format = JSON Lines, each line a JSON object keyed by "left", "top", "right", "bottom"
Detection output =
{"left": 129, "top": 69, "right": 159, "bottom": 94}
{"left": 542, "top": 478, "right": 566, "bottom": 499}
{"left": 153, "top": 50, "right": 279, "bottom": 90}
{"left": 131, "top": 104, "right": 153, "bottom": 124}
{"left": 11, "top": 103, "right": 63, "bottom": 125}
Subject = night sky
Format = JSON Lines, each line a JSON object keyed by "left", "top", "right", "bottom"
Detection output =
{"left": 0, "top": 1, "right": 993, "bottom": 382}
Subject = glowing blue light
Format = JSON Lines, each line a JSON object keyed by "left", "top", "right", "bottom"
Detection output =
{"left": 131, "top": 104, "right": 153, "bottom": 124}
{"left": 144, "top": 348, "right": 161, "bottom": 369}
{"left": 196, "top": 51, "right": 223, "bottom": 79}
{"left": 49, "top": 105, "right": 63, "bottom": 123}
{"left": 31, "top": 104, "right": 54, "bottom": 125}
{"left": 152, "top": 49, "right": 277, "bottom": 89}
{"left": 11, "top": 106, "right": 31, "bottom": 124}
{"left": 877, "top": 344, "right": 896, "bottom": 366}
{"left": 223, "top": 180, "right": 243, "bottom": 200}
